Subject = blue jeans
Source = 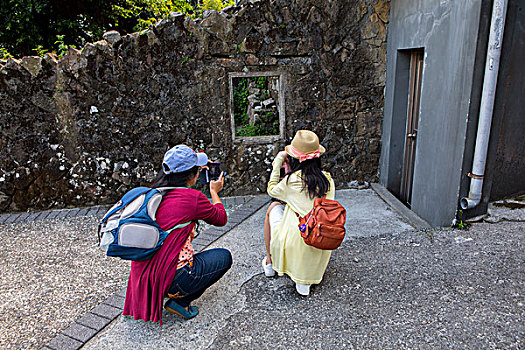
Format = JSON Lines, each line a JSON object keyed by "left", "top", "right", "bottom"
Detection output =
{"left": 167, "top": 248, "right": 232, "bottom": 307}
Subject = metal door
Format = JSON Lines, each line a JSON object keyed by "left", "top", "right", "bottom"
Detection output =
{"left": 400, "top": 50, "right": 424, "bottom": 206}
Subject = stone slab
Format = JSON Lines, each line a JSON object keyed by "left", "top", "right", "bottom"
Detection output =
{"left": 24, "top": 212, "right": 40, "bottom": 221}
{"left": 14, "top": 212, "right": 31, "bottom": 223}
{"left": 62, "top": 323, "right": 99, "bottom": 343}
{"left": 64, "top": 208, "right": 80, "bottom": 218}
{"left": 87, "top": 207, "right": 100, "bottom": 217}
{"left": 47, "top": 210, "right": 62, "bottom": 220}
{"left": 204, "top": 225, "right": 230, "bottom": 234}
{"left": 228, "top": 207, "right": 256, "bottom": 218}
{"left": 103, "top": 294, "right": 125, "bottom": 309}
{"left": 336, "top": 188, "right": 414, "bottom": 238}
{"left": 96, "top": 206, "right": 110, "bottom": 217}
{"left": 55, "top": 209, "right": 73, "bottom": 219}
{"left": 33, "top": 211, "right": 51, "bottom": 221}
{"left": 46, "top": 334, "right": 83, "bottom": 350}
{"left": 192, "top": 242, "right": 207, "bottom": 252}
{"left": 201, "top": 228, "right": 226, "bottom": 239}
{"left": 90, "top": 304, "right": 122, "bottom": 320}
{"left": 194, "top": 234, "right": 217, "bottom": 245}
{"left": 3, "top": 213, "right": 21, "bottom": 224}
{"left": 370, "top": 183, "right": 431, "bottom": 230}
{"left": 115, "top": 287, "right": 127, "bottom": 298}
{"left": 77, "top": 312, "right": 113, "bottom": 331}
{"left": 246, "top": 196, "right": 271, "bottom": 208}
{"left": 76, "top": 208, "right": 90, "bottom": 217}
{"left": 0, "top": 213, "right": 10, "bottom": 224}
{"left": 221, "top": 222, "right": 239, "bottom": 232}
{"left": 226, "top": 211, "right": 249, "bottom": 224}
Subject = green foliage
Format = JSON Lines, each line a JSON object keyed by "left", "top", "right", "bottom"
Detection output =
{"left": 254, "top": 76, "right": 267, "bottom": 90}
{"left": 233, "top": 77, "right": 250, "bottom": 126}
{"left": 55, "top": 35, "right": 76, "bottom": 58}
{"left": 454, "top": 210, "right": 469, "bottom": 230}
{"left": 0, "top": 0, "right": 232, "bottom": 58}
{"left": 236, "top": 123, "right": 258, "bottom": 137}
{"left": 0, "top": 46, "right": 13, "bottom": 60}
{"left": 115, "top": 0, "right": 194, "bottom": 32}
{"left": 32, "top": 45, "right": 46, "bottom": 58}
{"left": 202, "top": 0, "right": 234, "bottom": 12}
{"left": 0, "top": 0, "right": 111, "bottom": 57}
{"left": 233, "top": 77, "right": 279, "bottom": 137}
{"left": 236, "top": 110, "right": 279, "bottom": 137}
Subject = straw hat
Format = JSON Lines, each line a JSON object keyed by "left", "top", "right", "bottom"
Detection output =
{"left": 285, "top": 130, "right": 326, "bottom": 161}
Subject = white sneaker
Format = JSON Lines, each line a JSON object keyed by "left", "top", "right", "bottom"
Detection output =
{"left": 261, "top": 257, "right": 275, "bottom": 277}
{"left": 295, "top": 282, "right": 311, "bottom": 296}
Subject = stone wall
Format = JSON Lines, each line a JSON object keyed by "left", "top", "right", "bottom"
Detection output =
{"left": 0, "top": 0, "right": 389, "bottom": 212}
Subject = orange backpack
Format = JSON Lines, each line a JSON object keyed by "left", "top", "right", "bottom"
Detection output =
{"left": 297, "top": 197, "right": 347, "bottom": 250}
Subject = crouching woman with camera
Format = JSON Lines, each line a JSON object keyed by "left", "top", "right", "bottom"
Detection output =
{"left": 123, "top": 145, "right": 231, "bottom": 324}
{"left": 262, "top": 130, "right": 335, "bottom": 296}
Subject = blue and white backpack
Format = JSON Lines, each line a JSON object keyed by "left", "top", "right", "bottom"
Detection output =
{"left": 97, "top": 187, "right": 191, "bottom": 261}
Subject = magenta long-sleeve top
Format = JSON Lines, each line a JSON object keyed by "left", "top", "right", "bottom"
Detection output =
{"left": 122, "top": 188, "right": 227, "bottom": 324}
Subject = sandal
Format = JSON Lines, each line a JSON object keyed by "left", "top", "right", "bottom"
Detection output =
{"left": 164, "top": 299, "right": 199, "bottom": 319}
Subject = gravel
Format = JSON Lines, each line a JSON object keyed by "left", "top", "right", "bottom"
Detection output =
{"left": 0, "top": 198, "right": 244, "bottom": 350}
{"left": 0, "top": 217, "right": 129, "bottom": 349}
{"left": 1, "top": 196, "right": 523, "bottom": 350}
{"left": 210, "top": 222, "right": 524, "bottom": 350}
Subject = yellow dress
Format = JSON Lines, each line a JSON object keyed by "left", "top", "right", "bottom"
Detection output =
{"left": 267, "top": 156, "right": 335, "bottom": 284}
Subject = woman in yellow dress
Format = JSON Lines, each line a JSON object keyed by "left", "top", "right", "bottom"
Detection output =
{"left": 262, "top": 130, "right": 335, "bottom": 296}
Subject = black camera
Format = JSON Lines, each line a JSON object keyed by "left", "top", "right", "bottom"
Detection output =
{"left": 199, "top": 162, "right": 222, "bottom": 184}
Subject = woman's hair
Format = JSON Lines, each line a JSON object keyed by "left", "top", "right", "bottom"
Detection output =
{"left": 286, "top": 157, "right": 330, "bottom": 198}
{"left": 150, "top": 166, "right": 200, "bottom": 188}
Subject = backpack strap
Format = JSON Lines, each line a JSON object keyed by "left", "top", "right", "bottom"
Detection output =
{"left": 156, "top": 186, "right": 189, "bottom": 193}
{"left": 101, "top": 187, "right": 152, "bottom": 224}
{"left": 165, "top": 221, "right": 193, "bottom": 233}
{"left": 156, "top": 187, "right": 193, "bottom": 233}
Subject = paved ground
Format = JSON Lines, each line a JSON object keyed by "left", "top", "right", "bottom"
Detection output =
{"left": 0, "top": 215, "right": 129, "bottom": 350}
{"left": 0, "top": 195, "right": 259, "bottom": 350}
{"left": 81, "top": 189, "right": 524, "bottom": 350}
{"left": 80, "top": 189, "right": 413, "bottom": 349}
{"left": 1, "top": 188, "right": 523, "bottom": 349}
{"left": 208, "top": 221, "right": 524, "bottom": 350}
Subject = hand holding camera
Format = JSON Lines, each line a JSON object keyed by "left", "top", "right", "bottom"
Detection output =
{"left": 201, "top": 161, "right": 225, "bottom": 206}
{"left": 199, "top": 161, "right": 225, "bottom": 194}
{"left": 210, "top": 172, "right": 224, "bottom": 194}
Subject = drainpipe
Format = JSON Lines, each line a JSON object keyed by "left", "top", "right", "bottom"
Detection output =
{"left": 460, "top": 0, "right": 508, "bottom": 210}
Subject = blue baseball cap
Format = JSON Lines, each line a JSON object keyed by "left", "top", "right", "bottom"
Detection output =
{"left": 162, "top": 145, "right": 208, "bottom": 174}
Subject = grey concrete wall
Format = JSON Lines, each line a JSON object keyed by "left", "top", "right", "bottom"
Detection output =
{"left": 485, "top": 0, "right": 525, "bottom": 200}
{"left": 459, "top": 0, "right": 494, "bottom": 219}
{"left": 380, "top": 0, "right": 483, "bottom": 226}
{"left": 458, "top": 0, "right": 524, "bottom": 219}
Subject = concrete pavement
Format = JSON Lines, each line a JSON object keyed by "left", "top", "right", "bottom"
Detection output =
{"left": 82, "top": 189, "right": 524, "bottom": 349}
{"left": 1, "top": 188, "right": 523, "bottom": 349}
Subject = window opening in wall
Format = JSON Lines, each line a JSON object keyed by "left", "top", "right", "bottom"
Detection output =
{"left": 400, "top": 49, "right": 424, "bottom": 207}
{"left": 229, "top": 72, "right": 285, "bottom": 142}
